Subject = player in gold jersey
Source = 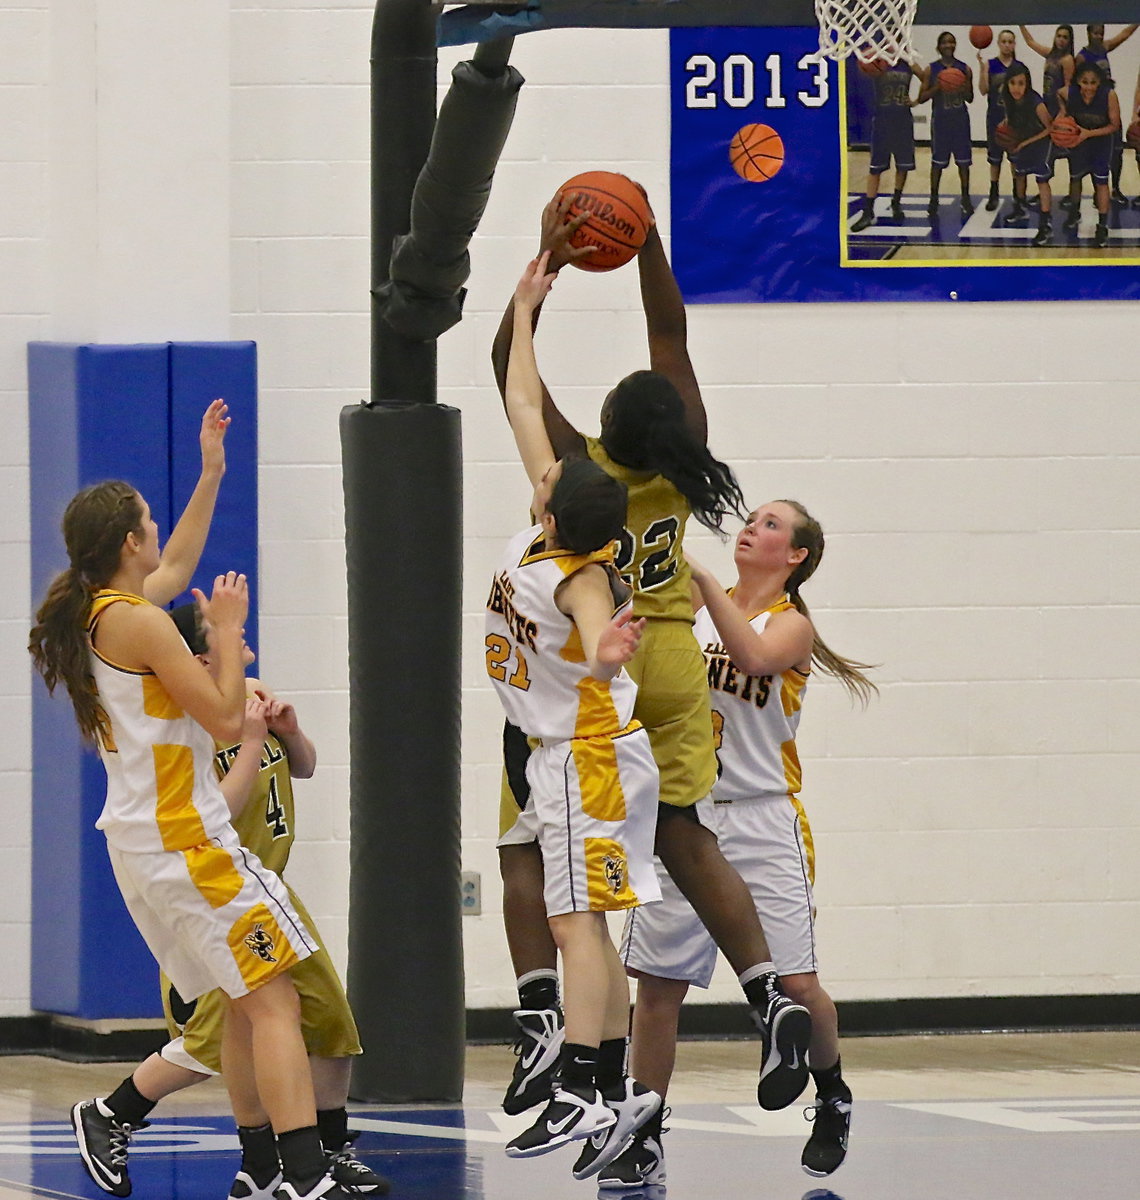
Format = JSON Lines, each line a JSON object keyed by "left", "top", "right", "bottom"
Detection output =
{"left": 492, "top": 200, "right": 813, "bottom": 1123}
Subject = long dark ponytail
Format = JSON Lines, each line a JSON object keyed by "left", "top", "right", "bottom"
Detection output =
{"left": 601, "top": 370, "right": 746, "bottom": 534}
{"left": 781, "top": 499, "right": 878, "bottom": 706}
{"left": 29, "top": 481, "right": 144, "bottom": 742}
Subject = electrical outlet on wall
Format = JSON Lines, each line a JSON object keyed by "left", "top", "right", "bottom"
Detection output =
{"left": 461, "top": 871, "right": 481, "bottom": 915}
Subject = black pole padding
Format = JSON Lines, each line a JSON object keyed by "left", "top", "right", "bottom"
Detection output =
{"left": 371, "top": 0, "right": 438, "bottom": 403}
{"left": 377, "top": 47, "right": 523, "bottom": 341}
{"left": 342, "top": 401, "right": 465, "bottom": 1103}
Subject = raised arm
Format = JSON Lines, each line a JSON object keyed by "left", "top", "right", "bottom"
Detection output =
{"left": 505, "top": 254, "right": 562, "bottom": 487}
{"left": 217, "top": 698, "right": 271, "bottom": 819}
{"left": 1105, "top": 23, "right": 1138, "bottom": 52}
{"left": 637, "top": 212, "right": 706, "bottom": 445}
{"left": 253, "top": 680, "right": 317, "bottom": 780}
{"left": 144, "top": 399, "right": 230, "bottom": 607}
{"left": 491, "top": 195, "right": 592, "bottom": 460}
{"left": 556, "top": 566, "right": 645, "bottom": 682}
{"left": 978, "top": 53, "right": 991, "bottom": 94}
{"left": 688, "top": 556, "right": 812, "bottom": 677}
{"left": 1019, "top": 26, "right": 1049, "bottom": 58}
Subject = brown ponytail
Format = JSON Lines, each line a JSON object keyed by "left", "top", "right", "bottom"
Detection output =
{"left": 29, "top": 482, "right": 144, "bottom": 743}
{"left": 780, "top": 499, "right": 878, "bottom": 706}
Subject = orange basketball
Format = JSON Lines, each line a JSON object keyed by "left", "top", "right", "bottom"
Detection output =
{"left": 858, "top": 55, "right": 891, "bottom": 76}
{"left": 937, "top": 66, "right": 967, "bottom": 92}
{"left": 994, "top": 120, "right": 1019, "bottom": 151}
{"left": 729, "top": 124, "right": 786, "bottom": 184}
{"left": 969, "top": 25, "right": 993, "bottom": 49}
{"left": 1051, "top": 115, "right": 1081, "bottom": 149}
{"left": 1126, "top": 118, "right": 1140, "bottom": 149}
{"left": 558, "top": 171, "right": 651, "bottom": 272}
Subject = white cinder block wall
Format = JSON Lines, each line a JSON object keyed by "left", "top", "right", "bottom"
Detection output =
{"left": 1, "top": 2, "right": 1137, "bottom": 1019}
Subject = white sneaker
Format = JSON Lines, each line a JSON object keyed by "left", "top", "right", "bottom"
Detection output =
{"left": 572, "top": 1077, "right": 661, "bottom": 1179}
{"left": 502, "top": 1008, "right": 564, "bottom": 1115}
{"left": 504, "top": 1085, "right": 614, "bottom": 1158}
{"left": 228, "top": 1168, "right": 282, "bottom": 1199}
{"left": 598, "top": 1125, "right": 667, "bottom": 1190}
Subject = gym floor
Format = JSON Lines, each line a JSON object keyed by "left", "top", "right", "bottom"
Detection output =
{"left": 2, "top": 1030, "right": 1138, "bottom": 1199}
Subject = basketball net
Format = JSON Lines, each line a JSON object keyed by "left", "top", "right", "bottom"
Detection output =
{"left": 811, "top": 0, "right": 920, "bottom": 66}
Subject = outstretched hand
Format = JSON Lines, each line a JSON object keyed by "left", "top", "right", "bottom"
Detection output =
{"left": 241, "top": 696, "right": 270, "bottom": 744}
{"left": 596, "top": 606, "right": 647, "bottom": 670}
{"left": 540, "top": 192, "right": 598, "bottom": 271}
{"left": 514, "top": 252, "right": 559, "bottom": 313}
{"left": 193, "top": 571, "right": 249, "bottom": 645}
{"left": 199, "top": 398, "right": 230, "bottom": 478}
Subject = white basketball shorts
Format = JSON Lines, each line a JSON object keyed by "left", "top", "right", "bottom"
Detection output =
{"left": 621, "top": 791, "right": 817, "bottom": 987}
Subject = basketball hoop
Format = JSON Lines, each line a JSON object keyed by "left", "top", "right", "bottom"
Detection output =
{"left": 811, "top": 0, "right": 920, "bottom": 66}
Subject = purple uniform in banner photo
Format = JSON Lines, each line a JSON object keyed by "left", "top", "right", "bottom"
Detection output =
{"left": 930, "top": 58, "right": 973, "bottom": 168}
{"left": 869, "top": 62, "right": 916, "bottom": 174}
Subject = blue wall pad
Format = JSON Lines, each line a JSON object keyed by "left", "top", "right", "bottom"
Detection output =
{"left": 28, "top": 341, "right": 259, "bottom": 1020}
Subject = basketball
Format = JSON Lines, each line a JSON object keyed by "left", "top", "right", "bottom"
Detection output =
{"left": 937, "top": 66, "right": 967, "bottom": 92}
{"left": 1050, "top": 115, "right": 1081, "bottom": 149}
{"left": 969, "top": 25, "right": 993, "bottom": 50}
{"left": 858, "top": 55, "right": 891, "bottom": 76}
{"left": 1126, "top": 118, "right": 1140, "bottom": 149}
{"left": 728, "top": 123, "right": 786, "bottom": 184}
{"left": 994, "top": 121, "right": 1019, "bottom": 151}
{"left": 558, "top": 171, "right": 651, "bottom": 272}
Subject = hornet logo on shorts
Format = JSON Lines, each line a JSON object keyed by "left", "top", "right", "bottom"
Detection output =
{"left": 244, "top": 923, "right": 278, "bottom": 963}
{"left": 603, "top": 852, "right": 626, "bottom": 895}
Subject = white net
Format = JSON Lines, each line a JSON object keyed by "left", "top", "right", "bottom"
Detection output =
{"left": 812, "top": 0, "right": 920, "bottom": 66}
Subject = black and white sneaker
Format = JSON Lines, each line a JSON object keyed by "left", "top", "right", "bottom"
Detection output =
{"left": 274, "top": 1169, "right": 358, "bottom": 1199}
{"left": 327, "top": 1137, "right": 390, "bottom": 1194}
{"left": 229, "top": 1168, "right": 283, "bottom": 1199}
{"left": 597, "top": 1121, "right": 667, "bottom": 1190}
{"left": 504, "top": 1084, "right": 614, "bottom": 1158}
{"left": 752, "top": 990, "right": 812, "bottom": 1111}
{"left": 801, "top": 1092, "right": 853, "bottom": 1177}
{"left": 571, "top": 1077, "right": 661, "bottom": 1180}
{"left": 71, "top": 1098, "right": 146, "bottom": 1197}
{"left": 1094, "top": 223, "right": 1110, "bottom": 247}
{"left": 503, "top": 1008, "right": 564, "bottom": 1115}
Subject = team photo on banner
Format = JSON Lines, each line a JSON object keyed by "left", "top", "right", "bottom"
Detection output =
{"left": 670, "top": 21, "right": 1140, "bottom": 302}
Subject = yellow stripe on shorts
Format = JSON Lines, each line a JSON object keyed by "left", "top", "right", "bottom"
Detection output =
{"left": 585, "top": 837, "right": 639, "bottom": 910}
{"left": 571, "top": 734, "right": 626, "bottom": 822}
{"left": 182, "top": 843, "right": 245, "bottom": 910}
{"left": 228, "top": 903, "right": 301, "bottom": 990}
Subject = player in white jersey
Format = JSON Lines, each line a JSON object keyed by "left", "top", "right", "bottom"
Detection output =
{"left": 604, "top": 500, "right": 876, "bottom": 1190}
{"left": 30, "top": 457, "right": 357, "bottom": 1198}
{"left": 491, "top": 253, "right": 663, "bottom": 1180}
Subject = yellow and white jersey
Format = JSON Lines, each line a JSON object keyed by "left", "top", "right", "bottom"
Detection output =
{"left": 695, "top": 596, "right": 809, "bottom": 800}
{"left": 486, "top": 525, "right": 638, "bottom": 743}
{"left": 89, "top": 591, "right": 233, "bottom": 853}
{"left": 584, "top": 436, "right": 694, "bottom": 623}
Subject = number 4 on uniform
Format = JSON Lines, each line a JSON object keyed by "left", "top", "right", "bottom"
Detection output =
{"left": 265, "top": 775, "right": 288, "bottom": 838}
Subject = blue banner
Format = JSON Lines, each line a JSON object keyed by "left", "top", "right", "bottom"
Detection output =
{"left": 670, "top": 25, "right": 1140, "bottom": 302}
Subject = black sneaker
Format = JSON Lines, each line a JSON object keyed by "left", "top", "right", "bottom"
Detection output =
{"left": 327, "top": 1137, "right": 390, "bottom": 1194}
{"left": 889, "top": 200, "right": 904, "bottom": 221}
{"left": 1032, "top": 223, "right": 1053, "bottom": 247}
{"left": 70, "top": 1098, "right": 146, "bottom": 1197}
{"left": 502, "top": 1008, "right": 564, "bottom": 1115}
{"left": 572, "top": 1077, "right": 661, "bottom": 1180}
{"left": 752, "top": 989, "right": 812, "bottom": 1111}
{"left": 1131, "top": 195, "right": 1140, "bottom": 209}
{"left": 1063, "top": 211, "right": 1080, "bottom": 232}
{"left": 1094, "top": 223, "right": 1110, "bottom": 247}
{"left": 850, "top": 210, "right": 875, "bottom": 232}
{"left": 927, "top": 197, "right": 940, "bottom": 216}
{"left": 1002, "top": 207, "right": 1027, "bottom": 226}
{"left": 801, "top": 1092, "right": 853, "bottom": 1177}
{"left": 504, "top": 1084, "right": 614, "bottom": 1158}
{"left": 1111, "top": 189, "right": 1127, "bottom": 206}
{"left": 985, "top": 193, "right": 999, "bottom": 211}
{"left": 274, "top": 1169, "right": 359, "bottom": 1199}
{"left": 229, "top": 1169, "right": 283, "bottom": 1199}
{"left": 597, "top": 1120, "right": 667, "bottom": 1190}
{"left": 961, "top": 196, "right": 975, "bottom": 216}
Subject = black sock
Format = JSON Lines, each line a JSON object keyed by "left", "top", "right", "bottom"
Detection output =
{"left": 892, "top": 189, "right": 903, "bottom": 204}
{"left": 861, "top": 198, "right": 873, "bottom": 215}
{"left": 276, "top": 1126, "right": 326, "bottom": 1188}
{"left": 558, "top": 1043, "right": 598, "bottom": 1092}
{"left": 596, "top": 1037, "right": 627, "bottom": 1093}
{"left": 989, "top": 181, "right": 999, "bottom": 196}
{"left": 518, "top": 971, "right": 559, "bottom": 1012}
{"left": 105, "top": 1075, "right": 156, "bottom": 1127}
{"left": 237, "top": 1123, "right": 279, "bottom": 1184}
{"left": 742, "top": 970, "right": 778, "bottom": 1012}
{"left": 316, "top": 1107, "right": 349, "bottom": 1153}
{"left": 810, "top": 1056, "right": 850, "bottom": 1101}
